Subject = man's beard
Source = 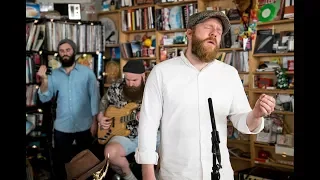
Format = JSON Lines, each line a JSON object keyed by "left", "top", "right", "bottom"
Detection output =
{"left": 191, "top": 33, "right": 219, "bottom": 63}
{"left": 59, "top": 54, "right": 76, "bottom": 67}
{"left": 123, "top": 80, "right": 145, "bottom": 102}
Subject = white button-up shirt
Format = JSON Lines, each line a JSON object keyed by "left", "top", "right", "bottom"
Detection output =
{"left": 135, "top": 53, "right": 264, "bottom": 180}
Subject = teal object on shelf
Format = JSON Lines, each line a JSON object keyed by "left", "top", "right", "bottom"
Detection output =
{"left": 26, "top": 120, "right": 35, "bottom": 135}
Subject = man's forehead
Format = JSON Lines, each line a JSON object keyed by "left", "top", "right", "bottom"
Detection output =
{"left": 124, "top": 72, "right": 142, "bottom": 79}
{"left": 59, "top": 43, "right": 72, "bottom": 49}
{"left": 201, "top": 17, "right": 223, "bottom": 27}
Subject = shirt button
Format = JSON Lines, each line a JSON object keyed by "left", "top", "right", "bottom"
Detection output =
{"left": 70, "top": 98, "right": 71, "bottom": 101}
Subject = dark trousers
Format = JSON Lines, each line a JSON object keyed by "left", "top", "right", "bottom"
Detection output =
{"left": 53, "top": 129, "right": 93, "bottom": 180}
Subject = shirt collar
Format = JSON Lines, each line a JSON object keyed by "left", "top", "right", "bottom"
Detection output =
{"left": 59, "top": 63, "right": 79, "bottom": 73}
{"left": 180, "top": 52, "right": 217, "bottom": 71}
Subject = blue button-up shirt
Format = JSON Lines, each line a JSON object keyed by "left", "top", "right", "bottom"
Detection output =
{"left": 38, "top": 63, "right": 100, "bottom": 133}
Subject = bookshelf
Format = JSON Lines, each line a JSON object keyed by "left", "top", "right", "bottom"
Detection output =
{"left": 97, "top": 0, "right": 294, "bottom": 175}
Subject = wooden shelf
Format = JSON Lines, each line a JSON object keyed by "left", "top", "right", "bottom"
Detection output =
{"left": 253, "top": 71, "right": 294, "bottom": 75}
{"left": 158, "top": 29, "right": 186, "bottom": 33}
{"left": 98, "top": 10, "right": 120, "bottom": 15}
{"left": 155, "top": 0, "right": 197, "bottom": 7}
{"left": 123, "top": 57, "right": 157, "bottom": 60}
{"left": 230, "top": 156, "right": 251, "bottom": 162}
{"left": 227, "top": 139, "right": 250, "bottom": 145}
{"left": 253, "top": 52, "right": 294, "bottom": 57}
{"left": 230, "top": 20, "right": 241, "bottom": 24}
{"left": 251, "top": 88, "right": 294, "bottom": 94}
{"left": 255, "top": 161, "right": 294, "bottom": 170}
{"left": 121, "top": 4, "right": 155, "bottom": 10}
{"left": 159, "top": 44, "right": 187, "bottom": 48}
{"left": 122, "top": 29, "right": 156, "bottom": 34}
{"left": 254, "top": 143, "right": 275, "bottom": 149}
{"left": 220, "top": 48, "right": 244, "bottom": 51}
{"left": 257, "top": 19, "right": 294, "bottom": 26}
{"left": 105, "top": 44, "right": 120, "bottom": 48}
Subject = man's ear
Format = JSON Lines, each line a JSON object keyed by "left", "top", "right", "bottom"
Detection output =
{"left": 186, "top": 28, "right": 193, "bottom": 40}
{"left": 142, "top": 73, "right": 146, "bottom": 82}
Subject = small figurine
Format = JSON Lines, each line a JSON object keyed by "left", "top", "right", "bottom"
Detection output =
{"left": 289, "top": 77, "right": 294, "bottom": 89}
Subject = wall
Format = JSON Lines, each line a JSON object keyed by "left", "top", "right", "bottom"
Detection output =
{"left": 36, "top": 0, "right": 94, "bottom": 3}
{"left": 35, "top": 0, "right": 103, "bottom": 20}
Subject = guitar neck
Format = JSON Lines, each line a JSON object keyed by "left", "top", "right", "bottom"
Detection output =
{"left": 121, "top": 113, "right": 136, "bottom": 123}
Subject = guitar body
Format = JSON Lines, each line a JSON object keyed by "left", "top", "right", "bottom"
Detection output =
{"left": 97, "top": 102, "right": 139, "bottom": 145}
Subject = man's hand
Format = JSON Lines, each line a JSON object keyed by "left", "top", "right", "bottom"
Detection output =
{"left": 97, "top": 112, "right": 113, "bottom": 130}
{"left": 143, "top": 174, "right": 156, "bottom": 180}
{"left": 136, "top": 111, "right": 140, "bottom": 121}
{"left": 37, "top": 65, "right": 48, "bottom": 80}
{"left": 253, "top": 94, "right": 276, "bottom": 118}
{"left": 142, "top": 164, "right": 156, "bottom": 180}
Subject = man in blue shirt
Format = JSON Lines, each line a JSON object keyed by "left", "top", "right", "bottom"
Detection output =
{"left": 37, "top": 39, "right": 100, "bottom": 180}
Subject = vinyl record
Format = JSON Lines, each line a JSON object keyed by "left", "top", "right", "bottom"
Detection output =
{"left": 258, "top": 3, "right": 277, "bottom": 22}
{"left": 100, "top": 17, "right": 118, "bottom": 45}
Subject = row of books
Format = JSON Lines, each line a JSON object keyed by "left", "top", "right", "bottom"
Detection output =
{"left": 26, "top": 23, "right": 45, "bottom": 51}
{"left": 26, "top": 21, "right": 104, "bottom": 53}
{"left": 26, "top": 84, "right": 38, "bottom": 107}
{"left": 155, "top": 3, "right": 198, "bottom": 31}
{"left": 26, "top": 54, "right": 41, "bottom": 84}
{"left": 217, "top": 51, "right": 249, "bottom": 72}
{"left": 122, "top": 7, "right": 155, "bottom": 31}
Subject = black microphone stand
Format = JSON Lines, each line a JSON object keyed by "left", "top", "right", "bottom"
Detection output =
{"left": 208, "top": 98, "right": 222, "bottom": 180}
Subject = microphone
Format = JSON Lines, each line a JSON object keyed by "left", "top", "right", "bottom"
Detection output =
{"left": 208, "top": 98, "right": 222, "bottom": 180}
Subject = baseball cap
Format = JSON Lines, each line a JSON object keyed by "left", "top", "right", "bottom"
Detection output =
{"left": 187, "top": 10, "right": 231, "bottom": 37}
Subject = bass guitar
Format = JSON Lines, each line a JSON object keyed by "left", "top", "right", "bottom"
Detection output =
{"left": 97, "top": 102, "right": 139, "bottom": 145}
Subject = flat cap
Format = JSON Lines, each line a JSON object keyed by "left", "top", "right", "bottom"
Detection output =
{"left": 187, "top": 10, "right": 231, "bottom": 37}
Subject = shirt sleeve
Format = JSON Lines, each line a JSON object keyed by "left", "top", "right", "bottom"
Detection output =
{"left": 228, "top": 68, "right": 264, "bottom": 134}
{"left": 37, "top": 75, "right": 54, "bottom": 103}
{"left": 99, "top": 90, "right": 110, "bottom": 113}
{"left": 88, "top": 71, "right": 100, "bottom": 116}
{"left": 135, "top": 66, "right": 162, "bottom": 165}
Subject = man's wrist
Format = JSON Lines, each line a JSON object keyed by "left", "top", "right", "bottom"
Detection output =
{"left": 252, "top": 108, "right": 262, "bottom": 119}
{"left": 41, "top": 78, "right": 48, "bottom": 83}
{"left": 97, "top": 112, "right": 104, "bottom": 122}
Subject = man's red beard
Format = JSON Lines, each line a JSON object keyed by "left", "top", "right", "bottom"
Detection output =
{"left": 123, "top": 79, "right": 145, "bottom": 102}
{"left": 191, "top": 33, "right": 220, "bottom": 63}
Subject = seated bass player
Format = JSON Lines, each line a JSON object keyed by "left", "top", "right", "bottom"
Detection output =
{"left": 97, "top": 60, "right": 160, "bottom": 180}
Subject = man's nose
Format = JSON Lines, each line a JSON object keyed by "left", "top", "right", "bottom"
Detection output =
{"left": 209, "top": 31, "right": 217, "bottom": 38}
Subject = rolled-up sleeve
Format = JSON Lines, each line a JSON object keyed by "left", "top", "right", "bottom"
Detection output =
{"left": 135, "top": 66, "right": 162, "bottom": 165}
{"left": 38, "top": 75, "right": 54, "bottom": 103}
{"left": 88, "top": 71, "right": 100, "bottom": 116}
{"left": 99, "top": 92, "right": 109, "bottom": 113}
{"left": 228, "top": 69, "right": 264, "bottom": 134}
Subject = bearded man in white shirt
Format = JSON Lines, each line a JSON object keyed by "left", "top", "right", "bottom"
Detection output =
{"left": 134, "top": 10, "right": 276, "bottom": 180}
